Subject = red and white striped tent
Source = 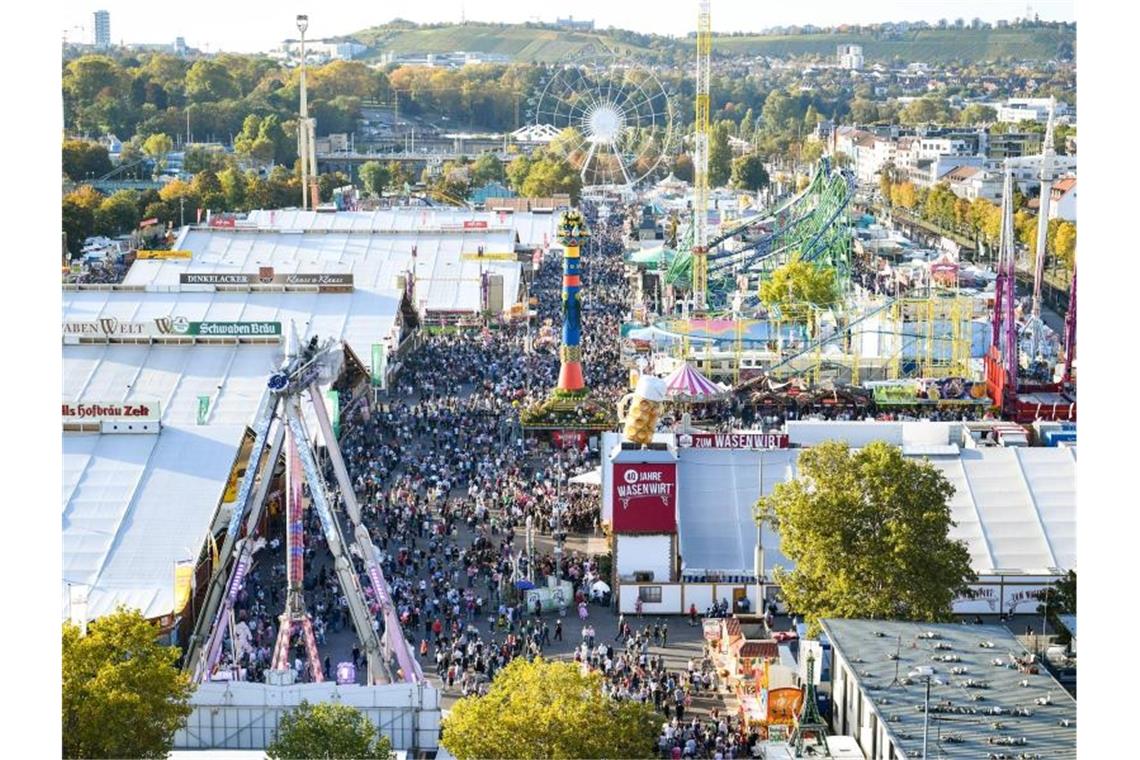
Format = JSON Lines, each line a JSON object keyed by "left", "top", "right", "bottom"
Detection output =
{"left": 663, "top": 363, "right": 726, "bottom": 403}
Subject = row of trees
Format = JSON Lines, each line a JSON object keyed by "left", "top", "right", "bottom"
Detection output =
{"left": 63, "top": 53, "right": 388, "bottom": 142}
{"left": 880, "top": 171, "right": 1076, "bottom": 269}
{"left": 62, "top": 164, "right": 307, "bottom": 253}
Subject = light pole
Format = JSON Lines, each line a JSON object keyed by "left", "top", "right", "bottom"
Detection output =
{"left": 909, "top": 666, "right": 942, "bottom": 758}
{"left": 297, "top": 14, "right": 310, "bottom": 210}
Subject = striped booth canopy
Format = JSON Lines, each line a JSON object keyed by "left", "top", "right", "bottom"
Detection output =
{"left": 664, "top": 363, "right": 726, "bottom": 403}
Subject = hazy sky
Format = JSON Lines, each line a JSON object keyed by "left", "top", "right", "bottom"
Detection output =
{"left": 63, "top": 0, "right": 1076, "bottom": 53}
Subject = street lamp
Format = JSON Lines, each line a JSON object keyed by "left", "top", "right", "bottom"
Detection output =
{"left": 909, "top": 666, "right": 944, "bottom": 759}
{"left": 296, "top": 14, "right": 310, "bottom": 210}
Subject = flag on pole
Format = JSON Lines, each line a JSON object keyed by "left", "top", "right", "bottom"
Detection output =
{"left": 327, "top": 390, "right": 340, "bottom": 439}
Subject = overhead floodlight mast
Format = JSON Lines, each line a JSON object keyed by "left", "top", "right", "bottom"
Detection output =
{"left": 908, "top": 665, "right": 941, "bottom": 759}
{"left": 296, "top": 14, "right": 318, "bottom": 209}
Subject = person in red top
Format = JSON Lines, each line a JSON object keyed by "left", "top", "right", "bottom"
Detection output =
{"left": 689, "top": 603, "right": 699, "bottom": 626}
{"left": 431, "top": 618, "right": 443, "bottom": 643}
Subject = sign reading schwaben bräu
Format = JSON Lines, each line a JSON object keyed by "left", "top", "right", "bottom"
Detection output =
{"left": 179, "top": 273, "right": 354, "bottom": 287}
{"left": 63, "top": 316, "right": 281, "bottom": 340}
{"left": 190, "top": 322, "right": 281, "bottom": 336}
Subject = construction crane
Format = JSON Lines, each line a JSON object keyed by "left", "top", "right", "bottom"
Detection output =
{"left": 691, "top": 0, "right": 712, "bottom": 311}
{"left": 184, "top": 325, "right": 423, "bottom": 686}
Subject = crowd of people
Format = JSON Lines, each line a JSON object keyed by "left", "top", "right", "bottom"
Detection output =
{"left": 204, "top": 198, "right": 863, "bottom": 752}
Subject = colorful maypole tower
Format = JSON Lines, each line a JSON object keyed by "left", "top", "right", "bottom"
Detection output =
{"left": 556, "top": 209, "right": 590, "bottom": 393}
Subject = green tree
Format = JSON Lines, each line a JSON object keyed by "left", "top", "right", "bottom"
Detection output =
{"left": 182, "top": 144, "right": 229, "bottom": 175}
{"left": 218, "top": 166, "right": 248, "bottom": 210}
{"left": 267, "top": 701, "right": 392, "bottom": 759}
{"left": 470, "top": 152, "right": 506, "bottom": 187}
{"left": 730, "top": 153, "right": 770, "bottom": 192}
{"left": 142, "top": 133, "right": 174, "bottom": 175}
{"left": 359, "top": 161, "right": 390, "bottom": 197}
{"left": 318, "top": 171, "right": 353, "bottom": 204}
{"left": 757, "top": 255, "right": 837, "bottom": 323}
{"left": 738, "top": 108, "right": 754, "bottom": 142}
{"left": 95, "top": 190, "right": 142, "bottom": 237}
{"left": 760, "top": 89, "right": 796, "bottom": 134}
{"left": 800, "top": 140, "right": 824, "bottom": 166}
{"left": 506, "top": 155, "right": 533, "bottom": 190}
{"left": 185, "top": 59, "right": 240, "bottom": 102}
{"left": 520, "top": 154, "right": 582, "bottom": 202}
{"left": 235, "top": 115, "right": 279, "bottom": 164}
{"left": 63, "top": 192, "right": 98, "bottom": 255}
{"left": 62, "top": 139, "right": 114, "bottom": 182}
{"left": 1052, "top": 221, "right": 1076, "bottom": 269}
{"left": 708, "top": 120, "right": 733, "bottom": 188}
{"left": 63, "top": 608, "right": 193, "bottom": 758}
{"left": 878, "top": 162, "right": 896, "bottom": 205}
{"left": 442, "top": 658, "right": 659, "bottom": 760}
{"left": 756, "top": 441, "right": 976, "bottom": 635}
{"left": 958, "top": 103, "right": 997, "bottom": 125}
{"left": 899, "top": 97, "right": 951, "bottom": 126}
{"left": 848, "top": 97, "right": 879, "bottom": 124}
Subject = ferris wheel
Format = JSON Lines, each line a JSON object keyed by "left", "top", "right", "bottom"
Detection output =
{"left": 532, "top": 58, "right": 674, "bottom": 188}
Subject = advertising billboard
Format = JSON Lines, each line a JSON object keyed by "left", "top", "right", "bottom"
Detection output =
{"left": 611, "top": 462, "right": 677, "bottom": 534}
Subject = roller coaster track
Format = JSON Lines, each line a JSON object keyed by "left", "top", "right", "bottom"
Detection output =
{"left": 735, "top": 296, "right": 896, "bottom": 390}
{"left": 666, "top": 161, "right": 855, "bottom": 303}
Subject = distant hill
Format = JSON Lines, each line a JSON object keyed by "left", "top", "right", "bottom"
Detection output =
{"left": 351, "top": 23, "right": 651, "bottom": 62}
{"left": 349, "top": 22, "right": 1074, "bottom": 65}
{"left": 711, "top": 27, "right": 1074, "bottom": 63}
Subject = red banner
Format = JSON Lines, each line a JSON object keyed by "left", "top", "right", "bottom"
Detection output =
{"left": 209, "top": 216, "right": 236, "bottom": 228}
{"left": 611, "top": 462, "right": 677, "bottom": 534}
{"left": 551, "top": 430, "right": 587, "bottom": 449}
{"left": 678, "top": 432, "right": 789, "bottom": 450}
{"left": 138, "top": 217, "right": 159, "bottom": 228}
{"left": 463, "top": 220, "right": 488, "bottom": 229}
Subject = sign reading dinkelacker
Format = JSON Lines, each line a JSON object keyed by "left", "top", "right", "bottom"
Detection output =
{"left": 677, "top": 432, "right": 790, "bottom": 449}
{"left": 611, "top": 462, "right": 677, "bottom": 534}
{"left": 179, "top": 273, "right": 353, "bottom": 287}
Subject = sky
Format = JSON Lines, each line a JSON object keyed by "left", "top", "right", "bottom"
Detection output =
{"left": 63, "top": 0, "right": 1076, "bottom": 54}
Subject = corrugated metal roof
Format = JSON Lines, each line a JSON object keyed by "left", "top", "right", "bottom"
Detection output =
{"left": 821, "top": 618, "right": 1076, "bottom": 759}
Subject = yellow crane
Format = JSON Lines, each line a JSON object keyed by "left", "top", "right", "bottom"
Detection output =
{"left": 691, "top": 0, "right": 712, "bottom": 311}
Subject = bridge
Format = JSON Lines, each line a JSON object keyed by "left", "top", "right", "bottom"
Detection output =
{"left": 89, "top": 179, "right": 166, "bottom": 193}
{"left": 316, "top": 149, "right": 510, "bottom": 166}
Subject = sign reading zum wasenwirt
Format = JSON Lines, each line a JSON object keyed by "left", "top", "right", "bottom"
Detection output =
{"left": 179, "top": 272, "right": 353, "bottom": 288}
{"left": 63, "top": 316, "right": 281, "bottom": 340}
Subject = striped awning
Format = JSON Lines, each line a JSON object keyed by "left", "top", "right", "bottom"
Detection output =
{"left": 664, "top": 363, "right": 724, "bottom": 401}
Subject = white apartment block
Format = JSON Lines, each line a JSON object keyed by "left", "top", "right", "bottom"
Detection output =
{"left": 837, "top": 44, "right": 864, "bottom": 70}
{"left": 997, "top": 97, "right": 1072, "bottom": 124}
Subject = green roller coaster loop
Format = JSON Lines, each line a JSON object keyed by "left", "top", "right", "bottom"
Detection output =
{"left": 664, "top": 162, "right": 854, "bottom": 305}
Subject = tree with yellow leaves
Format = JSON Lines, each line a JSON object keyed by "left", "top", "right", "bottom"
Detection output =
{"left": 441, "top": 658, "right": 659, "bottom": 759}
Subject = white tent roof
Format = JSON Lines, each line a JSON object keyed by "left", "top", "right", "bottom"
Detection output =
{"left": 63, "top": 287, "right": 402, "bottom": 372}
{"left": 126, "top": 226, "right": 520, "bottom": 316}
{"left": 242, "top": 207, "right": 558, "bottom": 250}
{"left": 676, "top": 445, "right": 1076, "bottom": 578}
{"left": 62, "top": 343, "right": 279, "bottom": 621}
{"left": 677, "top": 449, "right": 798, "bottom": 577}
